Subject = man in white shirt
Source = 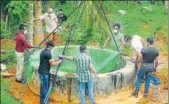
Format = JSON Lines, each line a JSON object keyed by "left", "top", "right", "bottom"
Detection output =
{"left": 40, "top": 8, "right": 61, "bottom": 44}
{"left": 124, "top": 35, "right": 145, "bottom": 70}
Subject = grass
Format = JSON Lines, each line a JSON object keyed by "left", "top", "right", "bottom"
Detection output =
{"left": 1, "top": 77, "right": 19, "bottom": 104}
{"left": 1, "top": 39, "right": 16, "bottom": 69}
{"left": 55, "top": 2, "right": 168, "bottom": 51}
{"left": 0, "top": 1, "right": 168, "bottom": 104}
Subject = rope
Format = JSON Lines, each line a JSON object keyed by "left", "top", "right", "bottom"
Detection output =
{"left": 18, "top": 2, "right": 84, "bottom": 104}
{"left": 98, "top": 1, "right": 120, "bottom": 52}
{"left": 44, "top": 2, "right": 84, "bottom": 104}
{"left": 98, "top": 1, "right": 125, "bottom": 68}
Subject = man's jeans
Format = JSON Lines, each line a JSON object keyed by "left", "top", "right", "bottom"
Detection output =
{"left": 80, "top": 79, "right": 94, "bottom": 104}
{"left": 39, "top": 73, "right": 50, "bottom": 104}
{"left": 135, "top": 69, "right": 152, "bottom": 95}
{"left": 15, "top": 51, "right": 24, "bottom": 81}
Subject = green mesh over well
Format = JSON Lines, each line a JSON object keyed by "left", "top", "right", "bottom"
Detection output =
{"left": 29, "top": 45, "right": 124, "bottom": 75}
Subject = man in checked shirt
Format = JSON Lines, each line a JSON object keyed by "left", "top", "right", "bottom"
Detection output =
{"left": 60, "top": 45, "right": 97, "bottom": 104}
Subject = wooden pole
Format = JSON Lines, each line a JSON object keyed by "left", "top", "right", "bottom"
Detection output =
{"left": 34, "top": 0, "right": 44, "bottom": 45}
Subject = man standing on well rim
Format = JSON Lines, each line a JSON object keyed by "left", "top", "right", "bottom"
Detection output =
{"left": 133, "top": 37, "right": 159, "bottom": 98}
{"left": 38, "top": 40, "right": 63, "bottom": 104}
{"left": 103, "top": 23, "right": 125, "bottom": 50}
{"left": 39, "top": 8, "right": 60, "bottom": 44}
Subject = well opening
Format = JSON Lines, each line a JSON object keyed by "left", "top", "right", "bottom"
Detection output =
{"left": 27, "top": 45, "right": 135, "bottom": 98}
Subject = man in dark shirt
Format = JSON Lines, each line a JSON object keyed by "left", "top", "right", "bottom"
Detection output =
{"left": 57, "top": 9, "right": 67, "bottom": 24}
{"left": 133, "top": 37, "right": 159, "bottom": 98}
{"left": 15, "top": 24, "right": 35, "bottom": 83}
{"left": 38, "top": 40, "right": 62, "bottom": 104}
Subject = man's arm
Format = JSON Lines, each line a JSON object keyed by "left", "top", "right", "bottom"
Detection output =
{"left": 135, "top": 50, "right": 142, "bottom": 70}
{"left": 62, "top": 56, "right": 74, "bottom": 61}
{"left": 120, "top": 33, "right": 126, "bottom": 49}
{"left": 54, "top": 14, "right": 59, "bottom": 25}
{"left": 154, "top": 57, "right": 159, "bottom": 72}
{"left": 141, "top": 38, "right": 146, "bottom": 47}
{"left": 22, "top": 36, "right": 35, "bottom": 51}
{"left": 33, "top": 13, "right": 46, "bottom": 21}
{"left": 103, "top": 37, "right": 110, "bottom": 47}
{"left": 89, "top": 63, "right": 97, "bottom": 76}
{"left": 49, "top": 59, "right": 62, "bottom": 66}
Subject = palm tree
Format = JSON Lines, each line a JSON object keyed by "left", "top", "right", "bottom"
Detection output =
{"left": 34, "top": 0, "right": 44, "bottom": 45}
{"left": 28, "top": 1, "right": 34, "bottom": 45}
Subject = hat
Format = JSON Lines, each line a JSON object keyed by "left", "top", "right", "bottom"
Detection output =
{"left": 46, "top": 40, "right": 54, "bottom": 47}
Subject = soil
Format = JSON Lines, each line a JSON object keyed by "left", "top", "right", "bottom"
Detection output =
{"left": 1, "top": 29, "right": 168, "bottom": 104}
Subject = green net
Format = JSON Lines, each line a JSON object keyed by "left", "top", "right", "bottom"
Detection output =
{"left": 28, "top": 45, "right": 125, "bottom": 78}
{"left": 25, "top": 1, "right": 126, "bottom": 82}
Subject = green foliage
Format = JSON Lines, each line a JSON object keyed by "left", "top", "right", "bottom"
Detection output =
{"left": 1, "top": 1, "right": 168, "bottom": 45}
{"left": 2, "top": 1, "right": 30, "bottom": 38}
{"left": 103, "top": 2, "right": 168, "bottom": 39}
{"left": 1, "top": 77, "right": 19, "bottom": 104}
{"left": 56, "top": 1, "right": 168, "bottom": 50}
{"left": 7, "top": 1, "right": 29, "bottom": 21}
{"left": 0, "top": 21, "right": 12, "bottom": 38}
{"left": 1, "top": 51, "right": 16, "bottom": 69}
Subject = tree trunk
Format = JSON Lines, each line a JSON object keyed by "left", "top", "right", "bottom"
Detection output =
{"left": 165, "top": 1, "right": 168, "bottom": 11}
{"left": 5, "top": 13, "right": 9, "bottom": 32}
{"left": 34, "top": 0, "right": 44, "bottom": 45}
{"left": 28, "top": 1, "right": 34, "bottom": 45}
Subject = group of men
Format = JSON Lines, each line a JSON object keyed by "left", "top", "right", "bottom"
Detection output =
{"left": 15, "top": 7, "right": 66, "bottom": 83}
{"left": 15, "top": 7, "right": 159, "bottom": 104}
{"left": 104, "top": 23, "right": 159, "bottom": 98}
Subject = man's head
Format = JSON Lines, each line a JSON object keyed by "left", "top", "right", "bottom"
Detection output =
{"left": 124, "top": 35, "right": 132, "bottom": 43}
{"left": 58, "top": 9, "right": 63, "bottom": 12}
{"left": 48, "top": 8, "right": 54, "bottom": 14}
{"left": 58, "top": 9, "right": 64, "bottom": 17}
{"left": 112, "top": 23, "right": 121, "bottom": 34}
{"left": 19, "top": 24, "right": 27, "bottom": 34}
{"left": 80, "top": 45, "right": 86, "bottom": 53}
{"left": 46, "top": 40, "right": 55, "bottom": 50}
{"left": 146, "top": 37, "right": 154, "bottom": 46}
{"left": 47, "top": 8, "right": 54, "bottom": 17}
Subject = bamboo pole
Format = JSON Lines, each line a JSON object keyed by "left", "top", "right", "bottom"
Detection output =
{"left": 34, "top": 0, "right": 44, "bottom": 45}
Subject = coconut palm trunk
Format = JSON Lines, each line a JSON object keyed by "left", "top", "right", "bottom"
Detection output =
{"left": 28, "top": 1, "right": 34, "bottom": 45}
{"left": 34, "top": 0, "right": 44, "bottom": 45}
{"left": 165, "top": 1, "right": 168, "bottom": 11}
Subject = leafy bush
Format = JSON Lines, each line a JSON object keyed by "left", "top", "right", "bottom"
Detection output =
{"left": 0, "top": 21, "right": 13, "bottom": 38}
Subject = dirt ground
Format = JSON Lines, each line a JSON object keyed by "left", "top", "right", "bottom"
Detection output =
{"left": 5, "top": 67, "right": 168, "bottom": 104}
{"left": 1, "top": 30, "right": 168, "bottom": 104}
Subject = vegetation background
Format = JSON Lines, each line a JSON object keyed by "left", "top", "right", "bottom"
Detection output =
{"left": 1, "top": 1, "right": 168, "bottom": 104}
